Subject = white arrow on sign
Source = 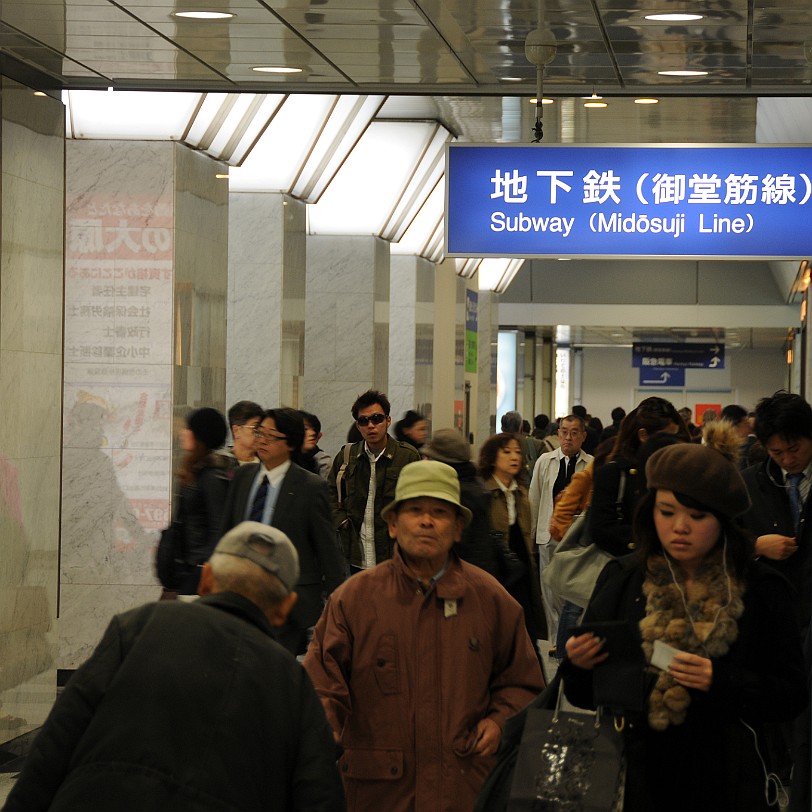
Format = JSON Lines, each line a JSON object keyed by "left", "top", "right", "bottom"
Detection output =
{"left": 658, "top": 371, "right": 671, "bottom": 383}
{"left": 708, "top": 356, "right": 721, "bottom": 368}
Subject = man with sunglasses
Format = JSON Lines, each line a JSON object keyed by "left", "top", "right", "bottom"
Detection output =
{"left": 221, "top": 408, "right": 345, "bottom": 655}
{"left": 328, "top": 390, "right": 420, "bottom": 572}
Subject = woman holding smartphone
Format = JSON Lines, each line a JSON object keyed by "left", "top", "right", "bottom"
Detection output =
{"left": 562, "top": 422, "right": 807, "bottom": 812}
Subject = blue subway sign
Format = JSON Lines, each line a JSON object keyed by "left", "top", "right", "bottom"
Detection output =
{"left": 445, "top": 144, "right": 812, "bottom": 258}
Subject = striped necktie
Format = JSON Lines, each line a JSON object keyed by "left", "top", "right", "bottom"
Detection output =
{"left": 249, "top": 476, "right": 269, "bottom": 523}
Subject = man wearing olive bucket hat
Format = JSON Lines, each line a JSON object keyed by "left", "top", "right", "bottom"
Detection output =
{"left": 304, "top": 460, "right": 544, "bottom": 812}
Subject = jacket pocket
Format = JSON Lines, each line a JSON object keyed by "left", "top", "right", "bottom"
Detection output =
{"left": 339, "top": 748, "right": 404, "bottom": 781}
{"left": 372, "top": 633, "right": 400, "bottom": 694}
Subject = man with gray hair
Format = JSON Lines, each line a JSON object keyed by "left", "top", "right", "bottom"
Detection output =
{"left": 5, "top": 522, "right": 344, "bottom": 812}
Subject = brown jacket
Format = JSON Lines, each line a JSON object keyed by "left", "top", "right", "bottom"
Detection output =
{"left": 303, "top": 547, "right": 544, "bottom": 812}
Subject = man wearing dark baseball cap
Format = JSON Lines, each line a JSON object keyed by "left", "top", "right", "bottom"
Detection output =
{"left": 5, "top": 522, "right": 344, "bottom": 812}
{"left": 304, "top": 460, "right": 543, "bottom": 812}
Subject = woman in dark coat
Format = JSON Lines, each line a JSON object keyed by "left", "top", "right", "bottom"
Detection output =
{"left": 562, "top": 424, "right": 807, "bottom": 812}
{"left": 479, "top": 433, "right": 547, "bottom": 649}
{"left": 174, "top": 407, "right": 234, "bottom": 594}
{"left": 588, "top": 396, "right": 690, "bottom": 558}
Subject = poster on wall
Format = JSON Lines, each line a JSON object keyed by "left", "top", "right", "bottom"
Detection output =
{"left": 695, "top": 403, "right": 723, "bottom": 423}
{"left": 63, "top": 186, "right": 174, "bottom": 580}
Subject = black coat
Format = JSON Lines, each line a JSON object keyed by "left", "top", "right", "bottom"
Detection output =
{"left": 453, "top": 461, "right": 499, "bottom": 578}
{"left": 221, "top": 462, "right": 347, "bottom": 650}
{"left": 587, "top": 458, "right": 641, "bottom": 557}
{"left": 741, "top": 457, "right": 812, "bottom": 632}
{"left": 561, "top": 557, "right": 807, "bottom": 812}
{"left": 177, "top": 453, "right": 234, "bottom": 566}
{"left": 4, "top": 593, "right": 345, "bottom": 812}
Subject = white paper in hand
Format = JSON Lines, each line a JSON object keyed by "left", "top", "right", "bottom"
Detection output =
{"left": 651, "top": 639, "right": 680, "bottom": 671}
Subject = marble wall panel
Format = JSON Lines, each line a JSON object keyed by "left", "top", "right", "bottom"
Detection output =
{"left": 305, "top": 235, "right": 389, "bottom": 445}
{"left": 227, "top": 193, "right": 283, "bottom": 409}
{"left": 0, "top": 179, "right": 64, "bottom": 354}
{"left": 476, "top": 290, "right": 497, "bottom": 446}
{"left": 0, "top": 78, "right": 64, "bottom": 741}
{"left": 60, "top": 140, "right": 227, "bottom": 670}
{"left": 389, "top": 255, "right": 420, "bottom": 423}
{"left": 173, "top": 144, "right": 227, "bottom": 414}
{"left": 58, "top": 584, "right": 161, "bottom": 670}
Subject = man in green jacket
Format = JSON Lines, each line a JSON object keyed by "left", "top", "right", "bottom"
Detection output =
{"left": 328, "top": 389, "right": 419, "bottom": 572}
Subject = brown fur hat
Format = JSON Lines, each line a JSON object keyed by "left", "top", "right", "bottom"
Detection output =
{"left": 645, "top": 421, "right": 750, "bottom": 518}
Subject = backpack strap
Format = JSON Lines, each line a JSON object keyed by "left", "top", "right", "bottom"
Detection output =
{"left": 334, "top": 442, "right": 355, "bottom": 509}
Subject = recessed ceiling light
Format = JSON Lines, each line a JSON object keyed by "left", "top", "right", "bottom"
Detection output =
{"left": 215, "top": 174, "right": 229, "bottom": 179}
{"left": 173, "top": 10, "right": 235, "bottom": 20}
{"left": 33, "top": 91, "right": 47, "bottom": 97}
{"left": 529, "top": 97, "right": 555, "bottom": 105}
{"left": 645, "top": 13, "right": 704, "bottom": 22}
{"left": 557, "top": 258, "right": 572, "bottom": 261}
{"left": 502, "top": 77, "right": 523, "bottom": 82}
{"left": 252, "top": 66, "right": 303, "bottom": 74}
{"left": 634, "top": 97, "right": 659, "bottom": 104}
{"left": 658, "top": 69, "right": 708, "bottom": 76}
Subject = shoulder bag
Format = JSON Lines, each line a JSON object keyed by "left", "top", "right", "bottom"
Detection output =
{"left": 155, "top": 520, "right": 186, "bottom": 590}
{"left": 542, "top": 472, "right": 626, "bottom": 607}
{"left": 507, "top": 678, "right": 625, "bottom": 812}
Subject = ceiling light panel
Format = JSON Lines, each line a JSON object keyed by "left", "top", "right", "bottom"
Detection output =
{"left": 64, "top": 89, "right": 203, "bottom": 140}
{"left": 291, "top": 95, "right": 386, "bottom": 202}
{"left": 381, "top": 124, "right": 452, "bottom": 242}
{"left": 307, "top": 120, "right": 443, "bottom": 236}
{"left": 228, "top": 95, "right": 337, "bottom": 192}
{"left": 390, "top": 177, "right": 446, "bottom": 261}
{"left": 478, "top": 258, "right": 525, "bottom": 293}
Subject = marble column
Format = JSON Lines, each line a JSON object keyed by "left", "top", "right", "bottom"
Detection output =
{"left": 0, "top": 79, "right": 64, "bottom": 740}
{"left": 304, "top": 235, "right": 389, "bottom": 456}
{"left": 475, "top": 288, "right": 499, "bottom": 446}
{"left": 227, "top": 193, "right": 306, "bottom": 410}
{"left": 61, "top": 140, "right": 227, "bottom": 670}
{"left": 388, "top": 255, "right": 434, "bottom": 427}
{"left": 431, "top": 259, "right": 463, "bottom": 430}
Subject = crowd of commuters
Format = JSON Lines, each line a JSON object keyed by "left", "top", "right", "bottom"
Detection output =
{"left": 6, "top": 390, "right": 810, "bottom": 812}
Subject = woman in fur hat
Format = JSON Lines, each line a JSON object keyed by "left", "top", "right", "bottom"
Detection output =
{"left": 561, "top": 421, "right": 807, "bottom": 812}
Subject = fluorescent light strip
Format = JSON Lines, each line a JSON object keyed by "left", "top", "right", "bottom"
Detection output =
{"left": 252, "top": 66, "right": 302, "bottom": 74}
{"left": 173, "top": 10, "right": 234, "bottom": 19}
{"left": 645, "top": 13, "right": 704, "bottom": 21}
{"left": 658, "top": 70, "right": 708, "bottom": 76}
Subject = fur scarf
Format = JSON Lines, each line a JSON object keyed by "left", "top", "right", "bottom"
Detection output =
{"left": 639, "top": 553, "right": 745, "bottom": 731}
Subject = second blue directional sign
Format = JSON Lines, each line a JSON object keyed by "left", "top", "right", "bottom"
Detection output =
{"left": 632, "top": 342, "right": 724, "bottom": 369}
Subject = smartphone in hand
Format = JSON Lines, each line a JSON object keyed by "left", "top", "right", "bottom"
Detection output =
{"left": 570, "top": 620, "right": 640, "bottom": 658}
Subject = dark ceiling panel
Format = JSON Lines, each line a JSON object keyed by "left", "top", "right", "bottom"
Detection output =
{"left": 0, "top": 0, "right": 809, "bottom": 95}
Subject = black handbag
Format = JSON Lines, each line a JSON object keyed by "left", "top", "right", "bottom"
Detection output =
{"left": 155, "top": 521, "right": 186, "bottom": 590}
{"left": 508, "top": 680, "right": 625, "bottom": 812}
{"left": 492, "top": 531, "right": 527, "bottom": 587}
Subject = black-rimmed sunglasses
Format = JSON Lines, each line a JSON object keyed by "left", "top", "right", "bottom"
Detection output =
{"left": 356, "top": 413, "right": 387, "bottom": 427}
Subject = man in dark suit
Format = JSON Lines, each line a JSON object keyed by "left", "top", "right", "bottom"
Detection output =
{"left": 221, "top": 408, "right": 346, "bottom": 655}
